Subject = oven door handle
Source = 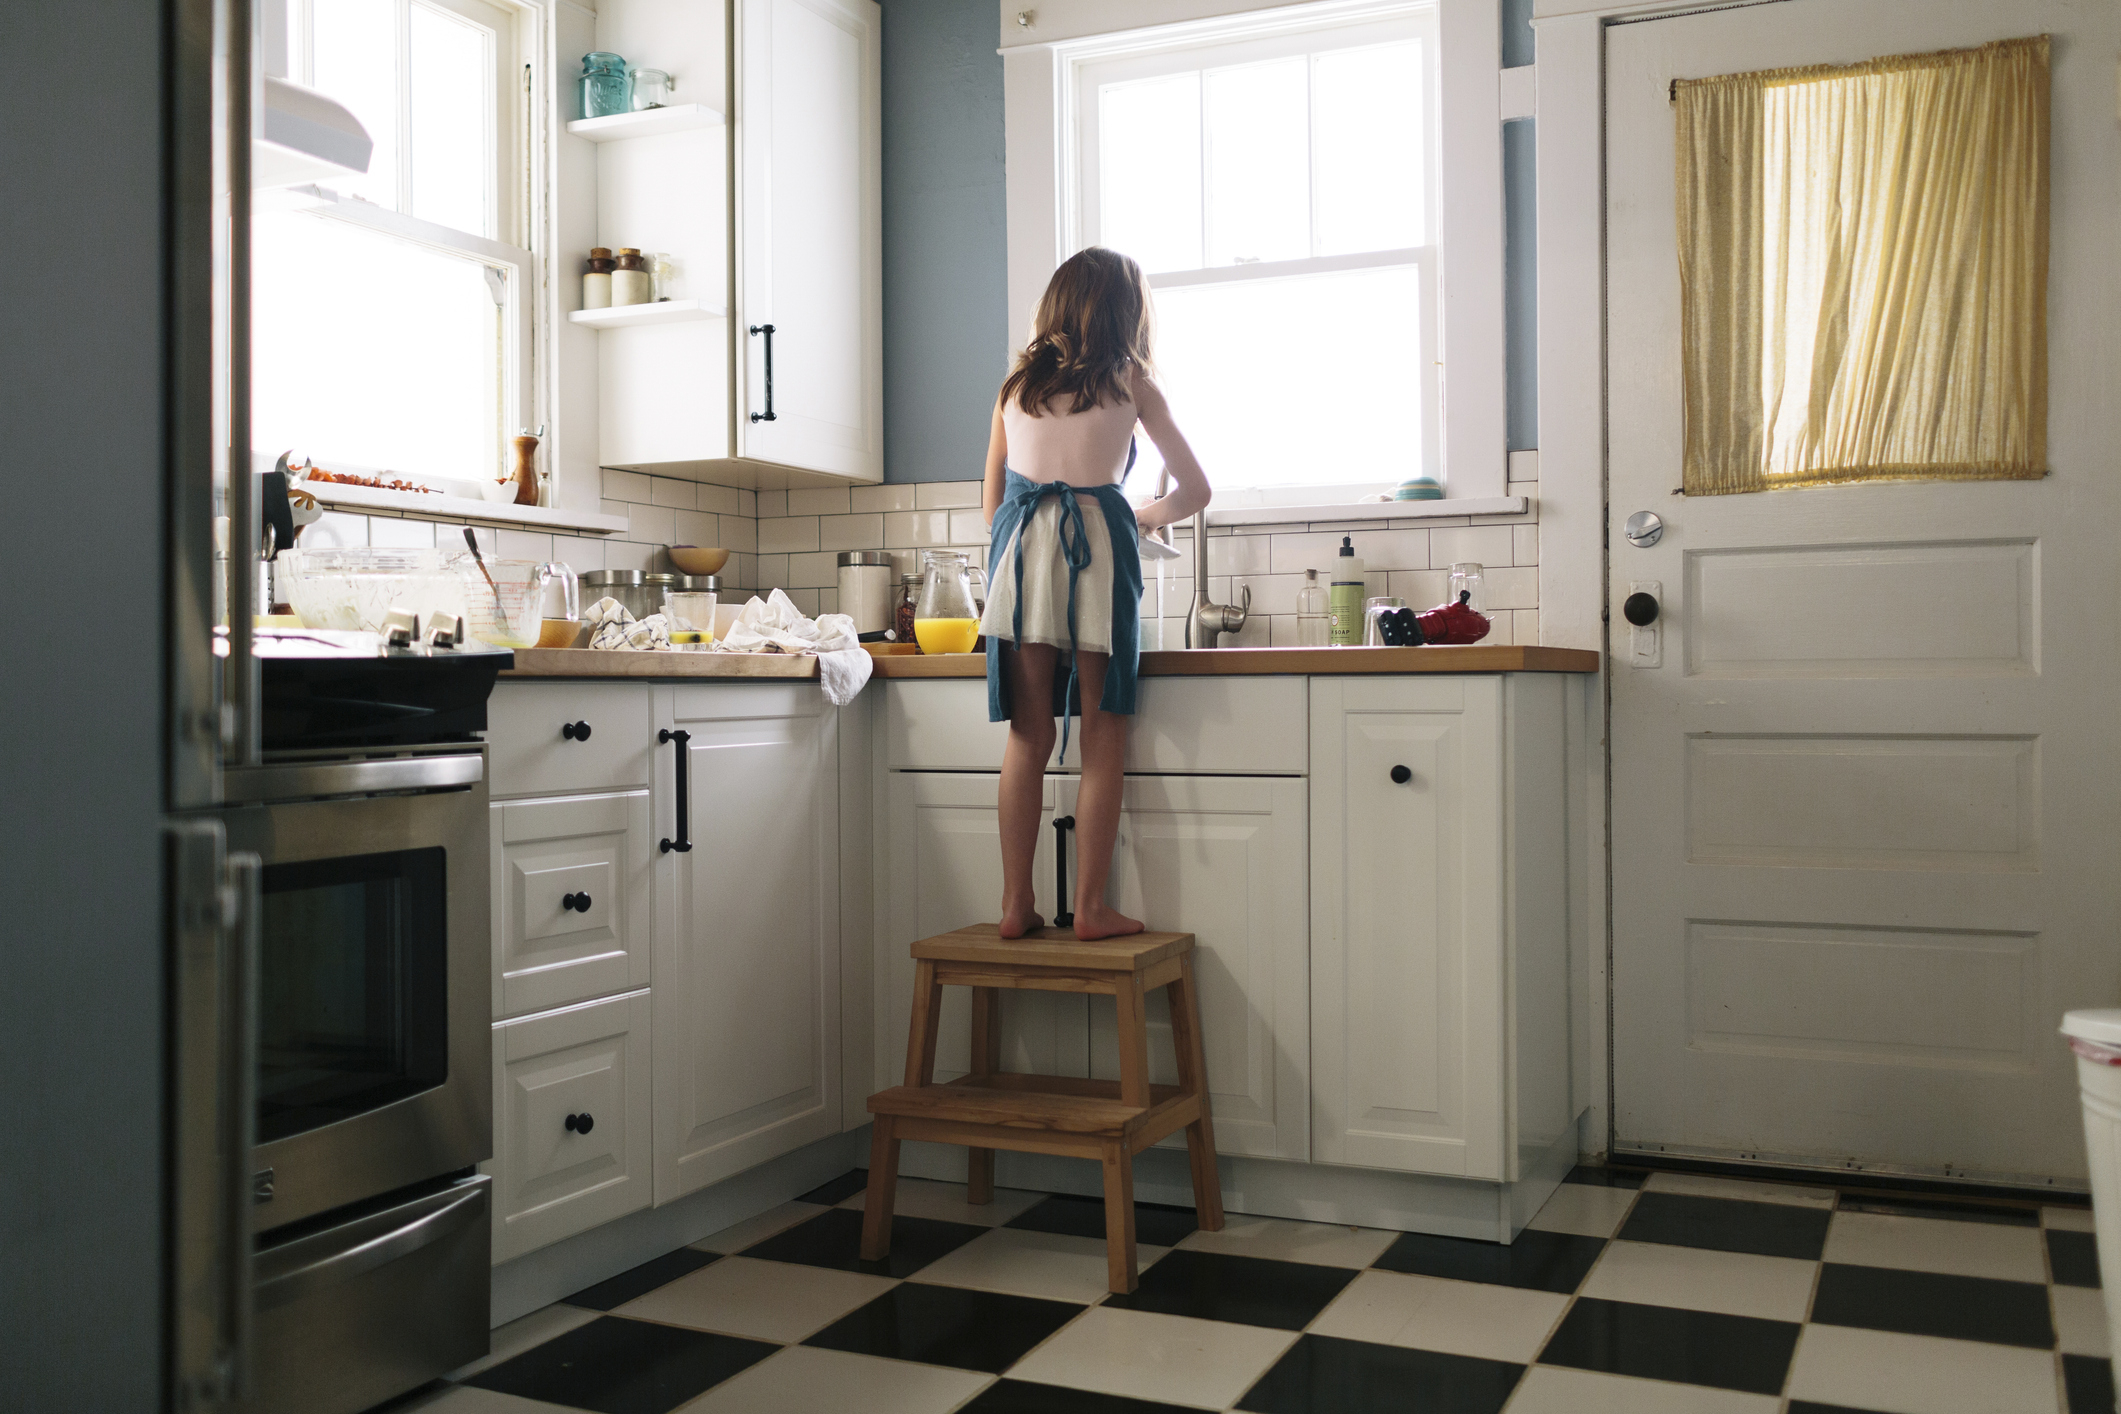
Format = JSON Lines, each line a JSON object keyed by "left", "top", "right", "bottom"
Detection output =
{"left": 253, "top": 1179, "right": 488, "bottom": 1313}
{"left": 659, "top": 729, "right": 693, "bottom": 853}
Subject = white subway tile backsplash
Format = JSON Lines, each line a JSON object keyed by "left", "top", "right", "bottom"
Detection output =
{"left": 852, "top": 484, "right": 917, "bottom": 513}
{"left": 651, "top": 478, "right": 697, "bottom": 510}
{"left": 552, "top": 536, "right": 606, "bottom": 573}
{"left": 947, "top": 509, "right": 987, "bottom": 545}
{"left": 1508, "top": 450, "right": 1539, "bottom": 483}
{"left": 786, "top": 551, "right": 838, "bottom": 589}
{"left": 781, "top": 587, "right": 820, "bottom": 617}
{"left": 367, "top": 517, "right": 433, "bottom": 548}
{"left": 1429, "top": 525, "right": 1514, "bottom": 568}
{"left": 497, "top": 530, "right": 554, "bottom": 563}
{"left": 819, "top": 514, "right": 884, "bottom": 551}
{"left": 1513, "top": 609, "right": 1540, "bottom": 644}
{"left": 1269, "top": 529, "right": 1428, "bottom": 575}
{"left": 305, "top": 510, "right": 368, "bottom": 549}
{"left": 754, "top": 553, "right": 789, "bottom": 587}
{"left": 1513, "top": 523, "right": 1539, "bottom": 566}
{"left": 818, "top": 587, "right": 839, "bottom": 616}
{"left": 1205, "top": 534, "right": 1270, "bottom": 578}
{"left": 673, "top": 510, "right": 720, "bottom": 547}
{"left": 1481, "top": 566, "right": 1538, "bottom": 610}
{"left": 755, "top": 490, "right": 788, "bottom": 519}
{"left": 789, "top": 487, "right": 851, "bottom": 517}
{"left": 916, "top": 481, "right": 981, "bottom": 509}
{"left": 627, "top": 503, "right": 676, "bottom": 546}
{"left": 884, "top": 510, "right": 950, "bottom": 546}
{"left": 737, "top": 489, "right": 757, "bottom": 518}
{"left": 1386, "top": 569, "right": 1450, "bottom": 607}
{"left": 758, "top": 516, "right": 819, "bottom": 553}
{"left": 695, "top": 484, "right": 741, "bottom": 516}
{"left": 604, "top": 541, "right": 656, "bottom": 573}
{"left": 720, "top": 516, "right": 757, "bottom": 553}
{"left": 601, "top": 499, "right": 631, "bottom": 519}
{"left": 602, "top": 468, "right": 651, "bottom": 503}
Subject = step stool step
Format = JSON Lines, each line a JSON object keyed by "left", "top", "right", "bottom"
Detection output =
{"left": 912, "top": 924, "right": 1194, "bottom": 973}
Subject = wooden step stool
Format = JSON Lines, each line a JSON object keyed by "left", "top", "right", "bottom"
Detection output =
{"left": 860, "top": 924, "right": 1226, "bottom": 1293}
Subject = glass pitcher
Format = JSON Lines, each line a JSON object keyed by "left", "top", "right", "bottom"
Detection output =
{"left": 457, "top": 558, "right": 578, "bottom": 649}
{"left": 914, "top": 551, "right": 981, "bottom": 654}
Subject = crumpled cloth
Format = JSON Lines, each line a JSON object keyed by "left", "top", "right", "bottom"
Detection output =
{"left": 584, "top": 596, "right": 674, "bottom": 651}
{"left": 711, "top": 589, "right": 874, "bottom": 706}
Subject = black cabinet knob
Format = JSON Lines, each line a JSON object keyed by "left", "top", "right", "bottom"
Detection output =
{"left": 1623, "top": 592, "right": 1660, "bottom": 627}
{"left": 1390, "top": 765, "right": 1412, "bottom": 785}
{"left": 562, "top": 892, "right": 591, "bottom": 912}
{"left": 565, "top": 1113, "right": 594, "bottom": 1134}
{"left": 561, "top": 720, "right": 592, "bottom": 741}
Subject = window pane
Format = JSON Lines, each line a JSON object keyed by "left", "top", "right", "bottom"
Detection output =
{"left": 1313, "top": 42, "right": 1424, "bottom": 254}
{"left": 1204, "top": 58, "right": 1309, "bottom": 266}
{"left": 1143, "top": 266, "right": 1423, "bottom": 489}
{"left": 409, "top": 3, "right": 492, "bottom": 237}
{"left": 311, "top": 0, "right": 399, "bottom": 209}
{"left": 1099, "top": 73, "right": 1202, "bottom": 274}
{"left": 252, "top": 212, "right": 501, "bottom": 482}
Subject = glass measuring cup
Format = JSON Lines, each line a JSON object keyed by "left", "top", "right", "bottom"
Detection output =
{"left": 455, "top": 557, "right": 578, "bottom": 649}
{"left": 914, "top": 551, "right": 981, "bottom": 654}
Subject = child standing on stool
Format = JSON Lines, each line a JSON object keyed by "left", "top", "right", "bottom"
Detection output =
{"left": 980, "top": 248, "right": 1212, "bottom": 940}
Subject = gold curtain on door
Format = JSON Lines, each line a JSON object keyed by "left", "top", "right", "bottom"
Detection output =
{"left": 1674, "top": 35, "right": 2049, "bottom": 496}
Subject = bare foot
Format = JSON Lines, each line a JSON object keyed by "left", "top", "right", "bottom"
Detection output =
{"left": 999, "top": 905, "right": 1046, "bottom": 939}
{"left": 1070, "top": 905, "right": 1143, "bottom": 941}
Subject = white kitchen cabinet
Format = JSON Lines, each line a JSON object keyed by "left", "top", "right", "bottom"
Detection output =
{"left": 1083, "top": 774, "right": 1310, "bottom": 1162}
{"left": 487, "top": 990, "right": 655, "bottom": 1264}
{"left": 652, "top": 683, "right": 843, "bottom": 1201}
{"left": 486, "top": 683, "right": 654, "bottom": 798}
{"left": 491, "top": 792, "right": 654, "bottom": 1019}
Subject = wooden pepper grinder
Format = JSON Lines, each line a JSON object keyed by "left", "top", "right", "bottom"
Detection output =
{"left": 511, "top": 425, "right": 545, "bottom": 506}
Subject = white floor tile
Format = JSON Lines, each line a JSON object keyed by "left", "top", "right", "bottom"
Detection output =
{"left": 1785, "top": 1324, "right": 2061, "bottom": 1414}
{"left": 1525, "top": 1183, "right": 1640, "bottom": 1239}
{"left": 908, "top": 1226, "right": 1168, "bottom": 1305}
{"left": 1822, "top": 1211, "right": 2049, "bottom": 1284}
{"left": 1307, "top": 1269, "right": 1568, "bottom": 1364}
{"left": 444, "top": 1303, "right": 600, "bottom": 1380}
{"left": 1177, "top": 1214, "right": 1400, "bottom": 1268}
{"left": 1501, "top": 1366, "right": 1780, "bottom": 1414}
{"left": 835, "top": 1177, "right": 1046, "bottom": 1228}
{"left": 1578, "top": 1240, "right": 1818, "bottom": 1323}
{"left": 1007, "top": 1305, "right": 1297, "bottom": 1410}
{"left": 2052, "top": 1283, "right": 2112, "bottom": 1357}
{"left": 398, "top": 1388, "right": 581, "bottom": 1414}
{"left": 1640, "top": 1171, "right": 1838, "bottom": 1209}
{"left": 677, "top": 1346, "right": 991, "bottom": 1414}
{"left": 616, "top": 1255, "right": 897, "bottom": 1343}
{"left": 691, "top": 1201, "right": 831, "bottom": 1254}
{"left": 2044, "top": 1206, "right": 2098, "bottom": 1232}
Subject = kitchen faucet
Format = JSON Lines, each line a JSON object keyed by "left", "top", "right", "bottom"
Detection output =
{"left": 1186, "top": 507, "right": 1249, "bottom": 648}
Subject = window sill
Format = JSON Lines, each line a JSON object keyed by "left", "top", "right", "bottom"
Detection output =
{"left": 1206, "top": 495, "right": 1528, "bottom": 527}
{"left": 303, "top": 481, "right": 631, "bottom": 534}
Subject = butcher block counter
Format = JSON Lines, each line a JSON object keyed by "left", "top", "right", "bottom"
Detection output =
{"left": 499, "top": 644, "right": 1601, "bottom": 679}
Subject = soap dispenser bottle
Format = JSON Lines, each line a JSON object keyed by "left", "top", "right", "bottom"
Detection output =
{"left": 1297, "top": 568, "right": 1330, "bottom": 646}
{"left": 1329, "top": 536, "right": 1366, "bottom": 645}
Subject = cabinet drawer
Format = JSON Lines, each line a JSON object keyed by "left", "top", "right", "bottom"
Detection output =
{"left": 492, "top": 793, "right": 652, "bottom": 1019}
{"left": 486, "top": 991, "right": 653, "bottom": 1264}
{"left": 488, "top": 683, "right": 652, "bottom": 797}
{"left": 884, "top": 676, "right": 1305, "bottom": 774}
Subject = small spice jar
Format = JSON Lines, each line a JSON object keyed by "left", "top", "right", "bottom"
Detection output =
{"left": 582, "top": 248, "right": 614, "bottom": 310}
{"left": 894, "top": 573, "right": 922, "bottom": 651}
{"left": 611, "top": 248, "right": 650, "bottom": 306}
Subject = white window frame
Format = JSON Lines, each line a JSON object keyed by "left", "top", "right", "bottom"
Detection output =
{"left": 1003, "top": 0, "right": 1510, "bottom": 507}
{"left": 270, "top": 0, "right": 540, "bottom": 486}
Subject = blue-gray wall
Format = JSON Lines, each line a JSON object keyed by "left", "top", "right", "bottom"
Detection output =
{"left": 880, "top": 0, "right": 1011, "bottom": 483}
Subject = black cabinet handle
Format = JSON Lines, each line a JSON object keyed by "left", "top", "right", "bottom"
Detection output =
{"left": 562, "top": 892, "right": 591, "bottom": 912}
{"left": 562, "top": 720, "right": 592, "bottom": 741}
{"left": 659, "top": 729, "right": 693, "bottom": 853}
{"left": 1390, "top": 765, "right": 1412, "bottom": 785}
{"left": 1052, "top": 815, "right": 1076, "bottom": 929}
{"left": 565, "top": 1113, "right": 594, "bottom": 1134}
{"left": 748, "top": 324, "right": 777, "bottom": 423}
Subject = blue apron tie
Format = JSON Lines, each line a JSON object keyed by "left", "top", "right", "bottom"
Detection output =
{"left": 1005, "top": 478, "right": 1095, "bottom": 763}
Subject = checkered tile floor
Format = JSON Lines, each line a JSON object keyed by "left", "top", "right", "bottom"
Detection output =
{"left": 400, "top": 1164, "right": 2114, "bottom": 1414}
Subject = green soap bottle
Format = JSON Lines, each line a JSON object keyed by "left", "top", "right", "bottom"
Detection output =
{"left": 1329, "top": 536, "right": 1365, "bottom": 646}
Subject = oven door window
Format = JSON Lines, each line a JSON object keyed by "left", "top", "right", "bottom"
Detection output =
{"left": 258, "top": 848, "right": 448, "bottom": 1144}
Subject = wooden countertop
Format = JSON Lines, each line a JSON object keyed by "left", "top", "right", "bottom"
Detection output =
{"left": 502, "top": 645, "right": 1600, "bottom": 679}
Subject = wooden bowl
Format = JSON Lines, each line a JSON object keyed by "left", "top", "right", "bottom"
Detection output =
{"left": 669, "top": 546, "right": 730, "bottom": 576}
{"left": 535, "top": 619, "right": 584, "bottom": 649}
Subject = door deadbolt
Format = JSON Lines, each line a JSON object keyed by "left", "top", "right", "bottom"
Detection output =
{"left": 1624, "top": 511, "right": 1664, "bottom": 548}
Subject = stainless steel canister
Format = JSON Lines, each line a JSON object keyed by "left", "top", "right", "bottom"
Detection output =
{"left": 580, "top": 569, "right": 657, "bottom": 620}
{"left": 837, "top": 551, "right": 894, "bottom": 634}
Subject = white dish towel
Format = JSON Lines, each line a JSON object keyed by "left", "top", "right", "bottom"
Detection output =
{"left": 712, "top": 588, "right": 875, "bottom": 706}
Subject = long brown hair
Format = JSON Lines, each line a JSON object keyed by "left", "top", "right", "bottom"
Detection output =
{"left": 1001, "top": 247, "right": 1154, "bottom": 416}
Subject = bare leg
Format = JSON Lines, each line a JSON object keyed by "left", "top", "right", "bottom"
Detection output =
{"left": 999, "top": 642, "right": 1058, "bottom": 938}
{"left": 1070, "top": 651, "right": 1143, "bottom": 941}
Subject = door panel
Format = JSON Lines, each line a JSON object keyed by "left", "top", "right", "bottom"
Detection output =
{"left": 1606, "top": 0, "right": 2121, "bottom": 1181}
{"left": 492, "top": 792, "right": 653, "bottom": 1018}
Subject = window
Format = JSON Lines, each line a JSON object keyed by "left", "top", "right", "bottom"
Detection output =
{"left": 253, "top": 0, "right": 532, "bottom": 491}
{"left": 1074, "top": 9, "right": 1439, "bottom": 501}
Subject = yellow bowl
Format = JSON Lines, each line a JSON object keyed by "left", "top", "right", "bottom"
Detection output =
{"left": 669, "top": 546, "right": 730, "bottom": 576}
{"left": 535, "top": 619, "right": 583, "bottom": 649}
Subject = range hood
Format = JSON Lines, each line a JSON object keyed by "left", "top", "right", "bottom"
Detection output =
{"left": 254, "top": 75, "right": 372, "bottom": 189}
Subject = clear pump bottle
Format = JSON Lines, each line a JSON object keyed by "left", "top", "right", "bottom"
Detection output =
{"left": 1296, "top": 568, "right": 1330, "bottom": 646}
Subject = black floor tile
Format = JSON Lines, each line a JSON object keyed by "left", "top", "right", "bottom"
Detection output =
{"left": 2065, "top": 1353, "right": 2116, "bottom": 1414}
{"left": 1371, "top": 1228, "right": 1605, "bottom": 1293}
{"left": 1615, "top": 1191, "right": 1831, "bottom": 1260}
{"left": 1006, "top": 1193, "right": 1200, "bottom": 1247}
{"left": 1101, "top": 1249, "right": 1357, "bottom": 1331}
{"left": 1235, "top": 1334, "right": 1523, "bottom": 1414}
{"left": 803, "top": 1281, "right": 1082, "bottom": 1373}
{"left": 562, "top": 1248, "right": 719, "bottom": 1310}
{"left": 962, "top": 1379, "right": 1203, "bottom": 1413}
{"left": 465, "top": 1315, "right": 775, "bottom": 1414}
{"left": 2051, "top": 1228, "right": 2103, "bottom": 1287}
{"left": 1537, "top": 1297, "right": 1799, "bottom": 1396}
{"left": 1789, "top": 1404, "right": 1894, "bottom": 1414}
{"left": 795, "top": 1168, "right": 870, "bottom": 1205}
{"left": 1836, "top": 1193, "right": 2038, "bottom": 1227}
{"left": 1809, "top": 1263, "right": 2054, "bottom": 1349}
{"left": 1564, "top": 1165, "right": 1646, "bottom": 1190}
{"left": 739, "top": 1205, "right": 983, "bottom": 1278}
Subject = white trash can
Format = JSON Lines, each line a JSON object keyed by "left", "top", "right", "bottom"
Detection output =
{"left": 2060, "top": 1007, "right": 2121, "bottom": 1389}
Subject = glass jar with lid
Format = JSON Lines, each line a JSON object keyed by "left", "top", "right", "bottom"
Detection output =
{"left": 894, "top": 573, "right": 922, "bottom": 650}
{"left": 630, "top": 67, "right": 674, "bottom": 109}
{"left": 579, "top": 52, "right": 630, "bottom": 119}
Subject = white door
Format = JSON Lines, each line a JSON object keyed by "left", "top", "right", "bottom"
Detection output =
{"left": 652, "top": 684, "right": 842, "bottom": 1200}
{"left": 1608, "top": 0, "right": 2121, "bottom": 1182}
{"left": 1080, "top": 774, "right": 1311, "bottom": 1161}
{"left": 1309, "top": 677, "right": 1505, "bottom": 1179}
{"left": 737, "top": 0, "right": 881, "bottom": 480}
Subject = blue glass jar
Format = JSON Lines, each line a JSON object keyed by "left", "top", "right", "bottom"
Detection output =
{"left": 580, "top": 52, "right": 631, "bottom": 119}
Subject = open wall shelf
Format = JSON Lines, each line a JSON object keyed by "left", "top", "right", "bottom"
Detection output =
{"left": 566, "top": 104, "right": 724, "bottom": 142}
